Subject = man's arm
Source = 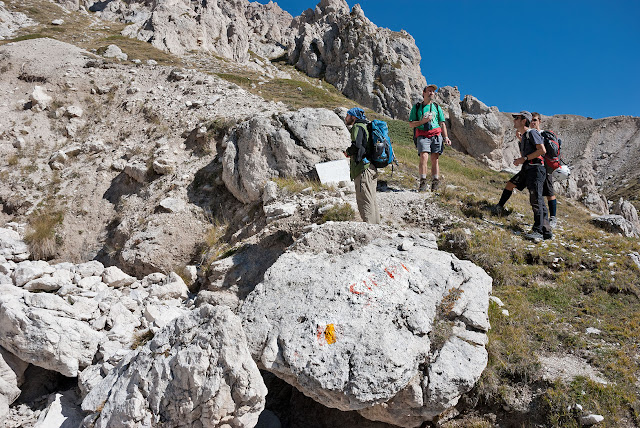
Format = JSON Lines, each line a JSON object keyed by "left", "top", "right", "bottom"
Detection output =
{"left": 439, "top": 121, "right": 452, "bottom": 146}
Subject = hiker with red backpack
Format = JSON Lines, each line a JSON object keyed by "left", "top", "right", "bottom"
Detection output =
{"left": 344, "top": 107, "right": 380, "bottom": 224}
{"left": 409, "top": 84, "right": 452, "bottom": 192}
{"left": 492, "top": 112, "right": 566, "bottom": 228}
{"left": 509, "top": 110, "right": 552, "bottom": 241}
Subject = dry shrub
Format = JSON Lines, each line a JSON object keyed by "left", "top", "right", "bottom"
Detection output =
{"left": 25, "top": 210, "right": 64, "bottom": 260}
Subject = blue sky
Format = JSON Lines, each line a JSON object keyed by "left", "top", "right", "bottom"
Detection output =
{"left": 255, "top": 0, "right": 639, "bottom": 119}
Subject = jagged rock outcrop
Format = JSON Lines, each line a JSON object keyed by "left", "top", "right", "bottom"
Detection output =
{"left": 222, "top": 107, "right": 349, "bottom": 203}
{"left": 82, "top": 304, "right": 267, "bottom": 428}
{"left": 0, "top": 284, "right": 105, "bottom": 377}
{"left": 0, "top": 225, "right": 198, "bottom": 419}
{"left": 240, "top": 222, "right": 492, "bottom": 427}
{"left": 592, "top": 215, "right": 640, "bottom": 238}
{"left": 83, "top": 0, "right": 426, "bottom": 119}
{"left": 118, "top": 0, "right": 293, "bottom": 61}
{"left": 613, "top": 197, "right": 640, "bottom": 229}
{"left": 445, "top": 91, "right": 519, "bottom": 170}
{"left": 288, "top": 0, "right": 426, "bottom": 119}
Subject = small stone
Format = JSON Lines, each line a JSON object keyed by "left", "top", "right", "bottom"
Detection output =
{"left": 580, "top": 414, "right": 604, "bottom": 426}
{"left": 489, "top": 296, "right": 504, "bottom": 307}
{"left": 399, "top": 240, "right": 413, "bottom": 251}
{"left": 51, "top": 19, "right": 64, "bottom": 25}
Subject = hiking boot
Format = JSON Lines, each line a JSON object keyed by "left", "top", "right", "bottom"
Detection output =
{"left": 549, "top": 216, "right": 558, "bottom": 228}
{"left": 523, "top": 230, "right": 544, "bottom": 241}
{"left": 543, "top": 232, "right": 553, "bottom": 240}
{"left": 491, "top": 204, "right": 504, "bottom": 217}
{"left": 431, "top": 178, "right": 440, "bottom": 191}
{"left": 418, "top": 178, "right": 428, "bottom": 192}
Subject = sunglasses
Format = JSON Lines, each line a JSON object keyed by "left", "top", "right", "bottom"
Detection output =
{"left": 531, "top": 118, "right": 539, "bottom": 122}
{"left": 514, "top": 116, "right": 524, "bottom": 120}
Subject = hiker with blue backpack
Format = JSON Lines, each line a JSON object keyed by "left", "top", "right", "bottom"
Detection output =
{"left": 409, "top": 84, "right": 452, "bottom": 192}
{"left": 344, "top": 107, "right": 380, "bottom": 224}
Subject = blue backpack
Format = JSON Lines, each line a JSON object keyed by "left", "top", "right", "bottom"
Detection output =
{"left": 366, "top": 120, "right": 395, "bottom": 169}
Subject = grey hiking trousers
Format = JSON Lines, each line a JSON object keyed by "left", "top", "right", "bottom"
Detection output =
{"left": 355, "top": 165, "right": 380, "bottom": 224}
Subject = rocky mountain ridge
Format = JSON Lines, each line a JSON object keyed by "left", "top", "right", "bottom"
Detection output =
{"left": 1, "top": 1, "right": 639, "bottom": 427}
{"left": 58, "top": 0, "right": 427, "bottom": 120}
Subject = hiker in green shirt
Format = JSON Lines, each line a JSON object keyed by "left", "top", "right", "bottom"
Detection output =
{"left": 409, "top": 84, "right": 451, "bottom": 192}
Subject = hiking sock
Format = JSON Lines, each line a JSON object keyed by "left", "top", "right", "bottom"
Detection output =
{"left": 497, "top": 189, "right": 513, "bottom": 207}
{"left": 548, "top": 199, "right": 557, "bottom": 217}
{"left": 420, "top": 174, "right": 427, "bottom": 180}
{"left": 432, "top": 175, "right": 439, "bottom": 181}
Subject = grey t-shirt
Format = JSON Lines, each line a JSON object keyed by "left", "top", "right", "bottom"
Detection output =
{"left": 519, "top": 128, "right": 543, "bottom": 159}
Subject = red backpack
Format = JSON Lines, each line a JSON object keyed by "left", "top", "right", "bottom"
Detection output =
{"left": 541, "top": 130, "right": 561, "bottom": 171}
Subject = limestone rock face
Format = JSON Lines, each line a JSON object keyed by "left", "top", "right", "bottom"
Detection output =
{"left": 87, "top": 0, "right": 424, "bottom": 119}
{"left": 240, "top": 222, "right": 492, "bottom": 426}
{"left": 120, "top": 0, "right": 293, "bottom": 60}
{"left": 289, "top": 0, "right": 425, "bottom": 119}
{"left": 447, "top": 93, "right": 519, "bottom": 170}
{"left": 82, "top": 304, "right": 267, "bottom": 428}
{"left": 0, "top": 286, "right": 105, "bottom": 377}
{"left": 222, "top": 108, "right": 349, "bottom": 203}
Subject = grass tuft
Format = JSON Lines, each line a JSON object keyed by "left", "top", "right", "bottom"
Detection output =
{"left": 24, "top": 209, "right": 64, "bottom": 260}
{"left": 320, "top": 203, "right": 355, "bottom": 223}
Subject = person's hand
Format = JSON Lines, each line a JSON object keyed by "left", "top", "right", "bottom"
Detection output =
{"left": 513, "top": 156, "right": 525, "bottom": 166}
{"left": 444, "top": 137, "right": 452, "bottom": 146}
{"left": 516, "top": 130, "right": 522, "bottom": 140}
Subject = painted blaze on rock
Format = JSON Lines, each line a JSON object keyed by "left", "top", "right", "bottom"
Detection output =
{"left": 240, "top": 222, "right": 492, "bottom": 426}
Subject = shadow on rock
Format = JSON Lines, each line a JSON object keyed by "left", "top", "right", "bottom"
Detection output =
{"left": 102, "top": 172, "right": 143, "bottom": 205}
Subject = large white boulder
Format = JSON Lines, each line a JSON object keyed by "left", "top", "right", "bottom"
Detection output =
{"left": 222, "top": 108, "right": 348, "bottom": 203}
{"left": 240, "top": 222, "right": 492, "bottom": 426}
{"left": 82, "top": 305, "right": 267, "bottom": 428}
{"left": 0, "top": 285, "right": 105, "bottom": 377}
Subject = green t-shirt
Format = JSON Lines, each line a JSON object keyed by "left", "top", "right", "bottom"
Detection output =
{"left": 409, "top": 102, "right": 445, "bottom": 131}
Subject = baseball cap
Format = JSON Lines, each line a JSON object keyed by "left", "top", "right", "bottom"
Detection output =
{"left": 423, "top": 84, "right": 437, "bottom": 91}
{"left": 512, "top": 110, "right": 532, "bottom": 122}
